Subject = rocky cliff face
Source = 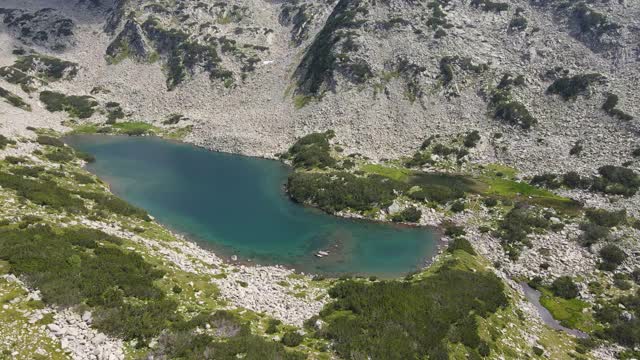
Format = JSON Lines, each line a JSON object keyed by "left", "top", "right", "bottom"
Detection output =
{"left": 0, "top": 0, "right": 639, "bottom": 176}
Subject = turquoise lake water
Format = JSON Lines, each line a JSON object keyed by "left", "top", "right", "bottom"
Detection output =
{"left": 65, "top": 135, "right": 439, "bottom": 277}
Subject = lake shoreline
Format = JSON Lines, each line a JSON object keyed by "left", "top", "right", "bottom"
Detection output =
{"left": 65, "top": 133, "right": 445, "bottom": 278}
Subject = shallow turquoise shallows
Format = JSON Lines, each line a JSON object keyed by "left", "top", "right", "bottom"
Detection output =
{"left": 65, "top": 135, "right": 439, "bottom": 277}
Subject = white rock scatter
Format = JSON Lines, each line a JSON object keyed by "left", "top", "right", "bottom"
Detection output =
{"left": 48, "top": 310, "right": 124, "bottom": 360}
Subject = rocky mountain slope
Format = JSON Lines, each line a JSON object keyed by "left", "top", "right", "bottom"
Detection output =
{"left": 1, "top": 0, "right": 640, "bottom": 359}
{"left": 0, "top": 0, "right": 638, "bottom": 175}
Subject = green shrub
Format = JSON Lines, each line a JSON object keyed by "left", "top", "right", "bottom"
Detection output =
{"left": 0, "top": 134, "right": 16, "bottom": 150}
{"left": 76, "top": 151, "right": 96, "bottom": 163}
{"left": 509, "top": 16, "right": 528, "bottom": 31}
{"left": 546, "top": 74, "right": 604, "bottom": 101}
{"left": 530, "top": 173, "right": 561, "bottom": 189}
{"left": 4, "top": 156, "right": 27, "bottom": 164}
{"left": 602, "top": 93, "right": 633, "bottom": 121}
{"left": 594, "top": 165, "right": 640, "bottom": 196}
{"left": 551, "top": 276, "right": 579, "bottom": 299}
{"left": 632, "top": 269, "right": 640, "bottom": 285}
{"left": 483, "top": 197, "right": 498, "bottom": 207}
{"left": 0, "top": 85, "right": 31, "bottom": 111}
{"left": 450, "top": 200, "right": 465, "bottom": 213}
{"left": 287, "top": 171, "right": 404, "bottom": 213}
{"left": 12, "top": 54, "right": 78, "bottom": 81}
{"left": 533, "top": 346, "right": 544, "bottom": 356}
{"left": 36, "top": 135, "right": 65, "bottom": 147}
{"left": 73, "top": 173, "right": 95, "bottom": 184}
{"left": 599, "top": 244, "right": 627, "bottom": 271}
{"left": 562, "top": 171, "right": 591, "bottom": 189}
{"left": 497, "top": 205, "right": 549, "bottom": 246}
{"left": 281, "top": 331, "right": 303, "bottom": 347}
{"left": 602, "top": 93, "right": 618, "bottom": 113}
{"left": 0, "top": 225, "right": 176, "bottom": 344}
{"left": 578, "top": 222, "right": 609, "bottom": 246}
{"left": 151, "top": 316, "right": 305, "bottom": 360}
{"left": 572, "top": 3, "right": 620, "bottom": 37}
{"left": 585, "top": 208, "right": 626, "bottom": 228}
{"left": 286, "top": 131, "right": 336, "bottom": 169}
{"left": 10, "top": 166, "right": 44, "bottom": 178}
{"left": 39, "top": 91, "right": 98, "bottom": 119}
{"left": 317, "top": 256, "right": 508, "bottom": 359}
{"left": 407, "top": 173, "right": 470, "bottom": 204}
{"left": 265, "top": 318, "right": 281, "bottom": 334}
{"left": 0, "top": 171, "right": 85, "bottom": 213}
{"left": 391, "top": 206, "right": 422, "bottom": 223}
{"left": 45, "top": 148, "right": 75, "bottom": 163}
{"left": 490, "top": 90, "right": 537, "bottom": 129}
{"left": 443, "top": 221, "right": 466, "bottom": 238}
{"left": 463, "top": 130, "right": 481, "bottom": 148}
{"left": 569, "top": 140, "right": 583, "bottom": 156}
{"left": 613, "top": 278, "right": 631, "bottom": 290}
{"left": 76, "top": 191, "right": 150, "bottom": 220}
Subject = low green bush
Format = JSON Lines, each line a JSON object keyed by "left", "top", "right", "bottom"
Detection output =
{"left": 265, "top": 318, "right": 281, "bottom": 334}
{"left": 463, "top": 130, "right": 481, "bottom": 148}
{"left": 36, "top": 135, "right": 65, "bottom": 147}
{"left": 602, "top": 93, "right": 633, "bottom": 121}
{"left": 0, "top": 225, "right": 176, "bottom": 344}
{"left": 0, "top": 85, "right": 31, "bottom": 111}
{"left": 391, "top": 206, "right": 422, "bottom": 223}
{"left": 10, "top": 166, "right": 44, "bottom": 178}
{"left": 578, "top": 222, "right": 609, "bottom": 247}
{"left": 287, "top": 171, "right": 404, "bottom": 213}
{"left": 450, "top": 200, "right": 465, "bottom": 213}
{"left": 76, "top": 191, "right": 150, "bottom": 220}
{"left": 598, "top": 244, "right": 627, "bottom": 271}
{"left": 45, "top": 148, "right": 75, "bottom": 163}
{"left": 551, "top": 276, "right": 579, "bottom": 299}
{"left": 596, "top": 291, "right": 640, "bottom": 347}
{"left": 593, "top": 165, "right": 640, "bottom": 196}
{"left": 443, "top": 221, "right": 466, "bottom": 238}
{"left": 281, "top": 331, "right": 303, "bottom": 347}
{"left": 509, "top": 16, "right": 528, "bottom": 31}
{"left": 497, "top": 204, "right": 549, "bottom": 246}
{"left": 0, "top": 171, "right": 85, "bottom": 213}
{"left": 285, "top": 131, "right": 336, "bottom": 169}
{"left": 490, "top": 90, "right": 537, "bottom": 129}
{"left": 585, "top": 208, "right": 626, "bottom": 228}
{"left": 316, "top": 255, "right": 508, "bottom": 359}
{"left": 546, "top": 74, "right": 604, "bottom": 101}
{"left": 0, "top": 134, "right": 16, "bottom": 150}
{"left": 39, "top": 91, "right": 98, "bottom": 119}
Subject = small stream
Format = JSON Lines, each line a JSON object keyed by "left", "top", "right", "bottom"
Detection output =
{"left": 520, "top": 282, "right": 588, "bottom": 338}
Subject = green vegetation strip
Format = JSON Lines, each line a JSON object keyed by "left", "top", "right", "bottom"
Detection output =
{"left": 311, "top": 249, "right": 508, "bottom": 359}
{"left": 0, "top": 86, "right": 31, "bottom": 111}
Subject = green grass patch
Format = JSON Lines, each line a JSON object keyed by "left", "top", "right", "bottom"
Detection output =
{"left": 538, "top": 287, "right": 600, "bottom": 333}
{"left": 361, "top": 164, "right": 414, "bottom": 182}
{"left": 476, "top": 176, "right": 580, "bottom": 214}
{"left": 66, "top": 124, "right": 100, "bottom": 134}
{"left": 111, "top": 121, "right": 156, "bottom": 136}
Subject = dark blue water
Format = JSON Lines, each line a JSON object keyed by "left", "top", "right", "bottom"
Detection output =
{"left": 66, "top": 135, "right": 439, "bottom": 277}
